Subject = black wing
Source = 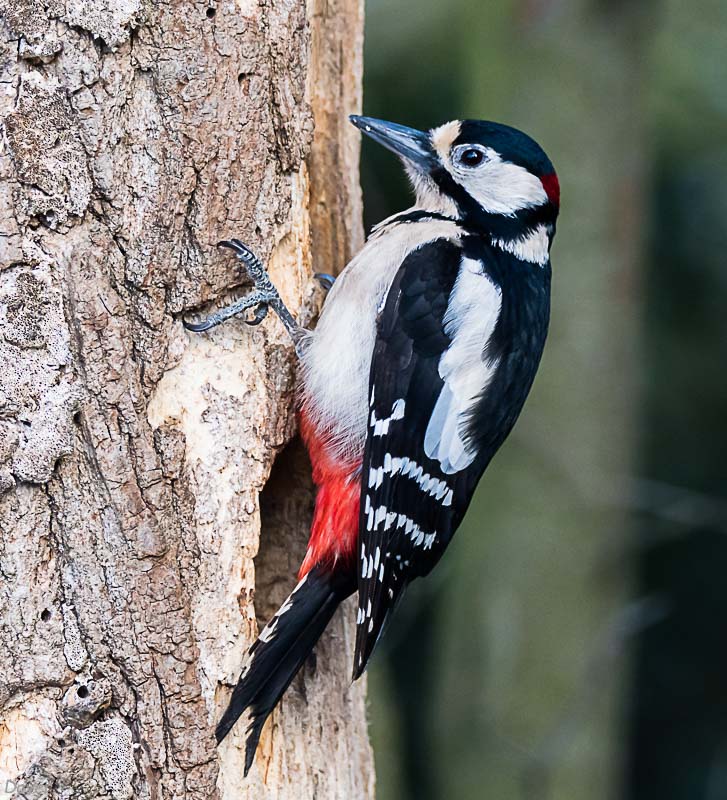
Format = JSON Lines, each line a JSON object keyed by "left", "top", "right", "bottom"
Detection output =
{"left": 352, "top": 236, "right": 550, "bottom": 678}
{"left": 353, "top": 237, "right": 468, "bottom": 677}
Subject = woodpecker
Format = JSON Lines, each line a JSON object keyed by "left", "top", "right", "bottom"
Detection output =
{"left": 185, "top": 115, "right": 559, "bottom": 773}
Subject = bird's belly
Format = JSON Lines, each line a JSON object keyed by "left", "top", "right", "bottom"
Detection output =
{"left": 299, "top": 278, "right": 381, "bottom": 465}
{"left": 299, "top": 215, "right": 464, "bottom": 466}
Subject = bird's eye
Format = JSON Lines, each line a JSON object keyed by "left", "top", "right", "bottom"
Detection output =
{"left": 459, "top": 148, "right": 485, "bottom": 167}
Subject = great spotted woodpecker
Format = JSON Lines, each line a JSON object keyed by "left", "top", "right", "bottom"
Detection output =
{"left": 185, "top": 116, "right": 559, "bottom": 773}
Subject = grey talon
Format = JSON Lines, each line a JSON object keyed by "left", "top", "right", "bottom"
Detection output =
{"left": 245, "top": 304, "right": 269, "bottom": 326}
{"left": 314, "top": 273, "right": 336, "bottom": 291}
{"left": 182, "top": 317, "right": 216, "bottom": 332}
{"left": 184, "top": 238, "right": 306, "bottom": 352}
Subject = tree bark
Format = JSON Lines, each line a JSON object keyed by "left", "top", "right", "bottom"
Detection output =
{"left": 0, "top": 1, "right": 374, "bottom": 798}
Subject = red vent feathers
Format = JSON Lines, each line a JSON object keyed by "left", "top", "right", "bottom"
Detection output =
{"left": 298, "top": 411, "right": 361, "bottom": 578}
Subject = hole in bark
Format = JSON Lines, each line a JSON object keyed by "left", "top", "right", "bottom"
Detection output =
{"left": 58, "top": 738, "right": 66, "bottom": 747}
{"left": 206, "top": 6, "right": 216, "bottom": 17}
{"left": 40, "top": 608, "right": 52, "bottom": 622}
{"left": 77, "top": 685, "right": 89, "bottom": 699}
{"left": 93, "top": 35, "right": 111, "bottom": 54}
{"left": 238, "top": 73, "right": 252, "bottom": 95}
{"left": 40, "top": 210, "right": 58, "bottom": 228}
{"left": 254, "top": 437, "right": 315, "bottom": 625}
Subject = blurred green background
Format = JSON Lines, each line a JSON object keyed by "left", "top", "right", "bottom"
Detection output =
{"left": 359, "top": 1, "right": 727, "bottom": 798}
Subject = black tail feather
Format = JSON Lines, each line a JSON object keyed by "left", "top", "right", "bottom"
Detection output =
{"left": 215, "top": 565, "right": 354, "bottom": 775}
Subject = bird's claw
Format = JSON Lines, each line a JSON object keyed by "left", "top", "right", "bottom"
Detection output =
{"left": 245, "top": 303, "right": 269, "bottom": 326}
{"left": 182, "top": 316, "right": 215, "bottom": 333}
{"left": 314, "top": 273, "right": 336, "bottom": 291}
{"left": 183, "top": 239, "right": 303, "bottom": 353}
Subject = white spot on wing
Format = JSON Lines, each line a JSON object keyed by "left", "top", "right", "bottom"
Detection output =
{"left": 258, "top": 618, "right": 279, "bottom": 643}
{"left": 371, "top": 398, "right": 406, "bottom": 436}
{"left": 369, "top": 452, "right": 453, "bottom": 504}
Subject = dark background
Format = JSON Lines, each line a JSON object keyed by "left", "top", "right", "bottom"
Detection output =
{"left": 359, "top": 1, "right": 727, "bottom": 798}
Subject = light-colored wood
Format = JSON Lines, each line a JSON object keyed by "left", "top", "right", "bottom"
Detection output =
{"left": 0, "top": 0, "right": 374, "bottom": 797}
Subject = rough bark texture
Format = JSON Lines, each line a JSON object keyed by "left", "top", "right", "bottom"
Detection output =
{"left": 0, "top": 0, "right": 373, "bottom": 798}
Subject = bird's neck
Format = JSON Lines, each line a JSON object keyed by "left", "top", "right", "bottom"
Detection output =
{"left": 374, "top": 191, "right": 554, "bottom": 267}
{"left": 411, "top": 169, "right": 461, "bottom": 218}
{"left": 489, "top": 223, "right": 553, "bottom": 267}
{"left": 455, "top": 199, "right": 556, "bottom": 267}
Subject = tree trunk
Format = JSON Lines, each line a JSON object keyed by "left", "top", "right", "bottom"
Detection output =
{"left": 0, "top": 0, "right": 374, "bottom": 798}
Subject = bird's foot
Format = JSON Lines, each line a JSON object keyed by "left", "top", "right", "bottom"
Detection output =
{"left": 314, "top": 273, "right": 336, "bottom": 292}
{"left": 183, "top": 239, "right": 305, "bottom": 355}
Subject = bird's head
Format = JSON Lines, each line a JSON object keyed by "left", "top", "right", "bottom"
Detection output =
{"left": 351, "top": 115, "right": 559, "bottom": 243}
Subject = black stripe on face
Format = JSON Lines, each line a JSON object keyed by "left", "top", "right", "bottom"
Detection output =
{"left": 429, "top": 165, "right": 558, "bottom": 238}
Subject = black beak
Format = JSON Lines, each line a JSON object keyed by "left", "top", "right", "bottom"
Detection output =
{"left": 350, "top": 116, "right": 435, "bottom": 172}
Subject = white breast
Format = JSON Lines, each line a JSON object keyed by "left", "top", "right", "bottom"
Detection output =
{"left": 300, "top": 215, "right": 463, "bottom": 465}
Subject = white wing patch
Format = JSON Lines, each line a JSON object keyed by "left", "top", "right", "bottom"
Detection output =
{"left": 424, "top": 257, "right": 502, "bottom": 474}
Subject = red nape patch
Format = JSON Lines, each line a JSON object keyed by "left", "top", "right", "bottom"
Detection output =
{"left": 541, "top": 173, "right": 560, "bottom": 208}
{"left": 298, "top": 411, "right": 361, "bottom": 579}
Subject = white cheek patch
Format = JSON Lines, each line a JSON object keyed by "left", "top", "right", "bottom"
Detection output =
{"left": 452, "top": 149, "right": 548, "bottom": 216}
{"left": 424, "top": 257, "right": 502, "bottom": 474}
